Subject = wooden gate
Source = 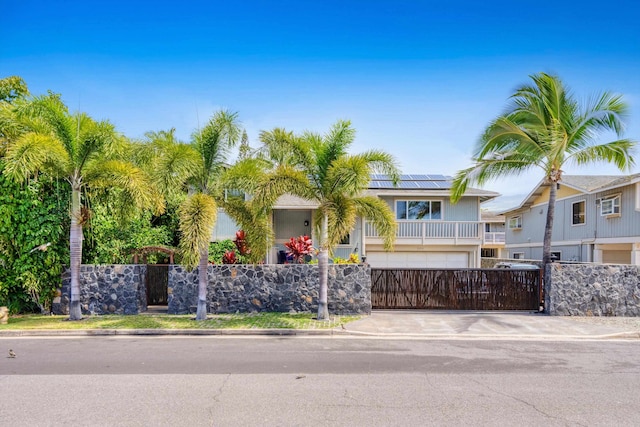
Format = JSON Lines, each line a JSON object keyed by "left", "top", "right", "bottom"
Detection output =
{"left": 371, "top": 268, "right": 541, "bottom": 310}
{"left": 146, "top": 264, "right": 169, "bottom": 305}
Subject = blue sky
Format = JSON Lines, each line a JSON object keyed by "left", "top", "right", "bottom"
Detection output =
{"left": 2, "top": 0, "right": 639, "bottom": 209}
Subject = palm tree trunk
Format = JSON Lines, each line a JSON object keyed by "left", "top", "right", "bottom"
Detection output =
{"left": 69, "top": 184, "right": 83, "bottom": 320}
{"left": 317, "top": 214, "right": 330, "bottom": 321}
{"left": 542, "top": 179, "right": 558, "bottom": 314}
{"left": 195, "top": 248, "right": 209, "bottom": 320}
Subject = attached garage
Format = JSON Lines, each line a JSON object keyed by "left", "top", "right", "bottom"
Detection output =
{"left": 602, "top": 250, "right": 631, "bottom": 264}
{"left": 365, "top": 251, "right": 470, "bottom": 268}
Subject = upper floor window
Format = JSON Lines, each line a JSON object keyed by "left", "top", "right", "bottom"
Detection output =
{"left": 339, "top": 234, "right": 350, "bottom": 245}
{"left": 396, "top": 200, "right": 442, "bottom": 220}
{"left": 572, "top": 200, "right": 586, "bottom": 225}
{"left": 600, "top": 195, "right": 621, "bottom": 216}
{"left": 508, "top": 216, "right": 522, "bottom": 229}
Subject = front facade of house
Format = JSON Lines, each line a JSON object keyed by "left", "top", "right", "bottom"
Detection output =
{"left": 502, "top": 174, "right": 640, "bottom": 265}
{"left": 212, "top": 174, "right": 499, "bottom": 268}
{"left": 480, "top": 211, "right": 506, "bottom": 259}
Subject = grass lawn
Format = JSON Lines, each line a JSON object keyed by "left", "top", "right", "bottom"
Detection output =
{"left": 0, "top": 312, "right": 362, "bottom": 330}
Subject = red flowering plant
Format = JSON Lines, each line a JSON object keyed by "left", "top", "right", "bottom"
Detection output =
{"left": 234, "top": 230, "right": 251, "bottom": 256}
{"left": 222, "top": 250, "right": 238, "bottom": 264}
{"left": 284, "top": 235, "right": 315, "bottom": 263}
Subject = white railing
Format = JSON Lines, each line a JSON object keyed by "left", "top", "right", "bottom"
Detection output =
{"left": 365, "top": 221, "right": 482, "bottom": 241}
{"left": 483, "top": 232, "right": 506, "bottom": 244}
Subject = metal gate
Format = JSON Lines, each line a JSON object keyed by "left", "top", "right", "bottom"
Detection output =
{"left": 371, "top": 268, "right": 541, "bottom": 310}
{"left": 146, "top": 264, "right": 169, "bottom": 305}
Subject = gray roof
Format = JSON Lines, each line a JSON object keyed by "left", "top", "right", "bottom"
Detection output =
{"left": 503, "top": 173, "right": 640, "bottom": 213}
{"left": 562, "top": 174, "right": 640, "bottom": 192}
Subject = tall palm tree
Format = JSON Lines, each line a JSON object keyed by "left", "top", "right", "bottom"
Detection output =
{"left": 2, "top": 93, "right": 160, "bottom": 320}
{"left": 177, "top": 110, "right": 242, "bottom": 320}
{"left": 255, "top": 120, "right": 400, "bottom": 320}
{"left": 451, "top": 72, "right": 636, "bottom": 311}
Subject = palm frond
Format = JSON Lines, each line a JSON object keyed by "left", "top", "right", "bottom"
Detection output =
{"left": 4, "top": 132, "right": 70, "bottom": 181}
{"left": 353, "top": 196, "right": 397, "bottom": 250}
{"left": 569, "top": 139, "right": 636, "bottom": 171}
{"left": 178, "top": 193, "right": 217, "bottom": 268}
{"left": 253, "top": 166, "right": 315, "bottom": 208}
{"left": 85, "top": 160, "right": 163, "bottom": 215}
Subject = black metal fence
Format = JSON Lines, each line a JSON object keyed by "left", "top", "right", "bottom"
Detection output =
{"left": 371, "top": 268, "right": 541, "bottom": 310}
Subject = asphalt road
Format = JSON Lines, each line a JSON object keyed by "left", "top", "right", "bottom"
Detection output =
{"left": 2, "top": 336, "right": 639, "bottom": 426}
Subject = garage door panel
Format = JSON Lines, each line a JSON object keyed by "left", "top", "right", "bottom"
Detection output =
{"left": 366, "top": 252, "right": 469, "bottom": 268}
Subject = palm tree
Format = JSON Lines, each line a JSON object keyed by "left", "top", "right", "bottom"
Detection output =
{"left": 177, "top": 110, "right": 242, "bottom": 320}
{"left": 255, "top": 120, "right": 400, "bottom": 320}
{"left": 451, "top": 72, "right": 636, "bottom": 311}
{"left": 2, "top": 93, "right": 159, "bottom": 320}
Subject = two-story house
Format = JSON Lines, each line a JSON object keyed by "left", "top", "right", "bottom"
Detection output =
{"left": 480, "top": 211, "right": 506, "bottom": 259}
{"left": 212, "top": 174, "right": 499, "bottom": 268}
{"left": 501, "top": 174, "right": 640, "bottom": 265}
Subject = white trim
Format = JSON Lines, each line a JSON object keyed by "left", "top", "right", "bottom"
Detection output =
{"left": 508, "top": 215, "right": 522, "bottom": 229}
{"left": 590, "top": 237, "right": 640, "bottom": 245}
{"left": 505, "top": 240, "right": 584, "bottom": 249}
{"left": 571, "top": 199, "right": 586, "bottom": 226}
{"left": 395, "top": 198, "right": 444, "bottom": 221}
{"left": 530, "top": 192, "right": 587, "bottom": 209}
{"left": 600, "top": 193, "right": 621, "bottom": 216}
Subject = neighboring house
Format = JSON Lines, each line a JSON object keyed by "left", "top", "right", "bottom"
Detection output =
{"left": 501, "top": 174, "right": 640, "bottom": 265}
{"left": 212, "top": 174, "right": 499, "bottom": 268}
{"left": 480, "top": 211, "right": 506, "bottom": 259}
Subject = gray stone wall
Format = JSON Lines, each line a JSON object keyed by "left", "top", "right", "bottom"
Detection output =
{"left": 168, "top": 264, "right": 371, "bottom": 315}
{"left": 53, "top": 265, "right": 147, "bottom": 315}
{"left": 549, "top": 263, "right": 640, "bottom": 316}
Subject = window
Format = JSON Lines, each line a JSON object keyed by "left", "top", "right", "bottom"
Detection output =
{"left": 339, "top": 234, "right": 350, "bottom": 245}
{"left": 600, "top": 195, "right": 621, "bottom": 216}
{"left": 512, "top": 252, "right": 524, "bottom": 260}
{"left": 508, "top": 216, "right": 522, "bottom": 229}
{"left": 485, "top": 223, "right": 491, "bottom": 232}
{"left": 396, "top": 200, "right": 442, "bottom": 220}
{"left": 551, "top": 251, "right": 561, "bottom": 261}
{"left": 572, "top": 200, "right": 585, "bottom": 225}
{"left": 481, "top": 248, "right": 496, "bottom": 258}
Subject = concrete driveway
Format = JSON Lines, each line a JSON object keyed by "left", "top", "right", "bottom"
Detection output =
{"left": 344, "top": 310, "right": 640, "bottom": 340}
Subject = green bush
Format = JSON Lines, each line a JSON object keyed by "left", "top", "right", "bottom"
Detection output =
{"left": 0, "top": 166, "right": 69, "bottom": 313}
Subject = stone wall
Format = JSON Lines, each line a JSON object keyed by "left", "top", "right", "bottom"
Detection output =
{"left": 53, "top": 265, "right": 147, "bottom": 315}
{"left": 168, "top": 264, "right": 371, "bottom": 315}
{"left": 53, "top": 264, "right": 371, "bottom": 316}
{"left": 549, "top": 263, "right": 640, "bottom": 316}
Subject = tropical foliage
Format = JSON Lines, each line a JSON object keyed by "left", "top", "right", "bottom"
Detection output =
{"left": 451, "top": 72, "right": 636, "bottom": 310}
{"left": 284, "top": 235, "right": 315, "bottom": 264}
{"left": 174, "top": 110, "right": 242, "bottom": 320}
{"left": 253, "top": 120, "right": 400, "bottom": 319}
{"left": 1, "top": 91, "right": 160, "bottom": 319}
{"left": 0, "top": 165, "right": 69, "bottom": 313}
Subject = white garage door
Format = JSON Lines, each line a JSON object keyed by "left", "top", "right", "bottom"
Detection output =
{"left": 366, "top": 252, "right": 469, "bottom": 268}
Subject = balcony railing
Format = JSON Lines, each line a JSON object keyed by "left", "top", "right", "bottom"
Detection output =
{"left": 365, "top": 220, "right": 482, "bottom": 242}
{"left": 483, "top": 232, "right": 506, "bottom": 244}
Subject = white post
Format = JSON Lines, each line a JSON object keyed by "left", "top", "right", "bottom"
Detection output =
{"left": 631, "top": 243, "right": 640, "bottom": 266}
{"left": 593, "top": 245, "right": 604, "bottom": 263}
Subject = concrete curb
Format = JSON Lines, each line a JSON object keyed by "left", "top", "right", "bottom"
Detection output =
{"left": 0, "top": 328, "right": 346, "bottom": 337}
{"left": 1, "top": 328, "right": 638, "bottom": 340}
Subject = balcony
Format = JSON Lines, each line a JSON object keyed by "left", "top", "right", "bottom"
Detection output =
{"left": 483, "top": 232, "right": 506, "bottom": 245}
{"left": 365, "top": 221, "right": 483, "bottom": 246}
